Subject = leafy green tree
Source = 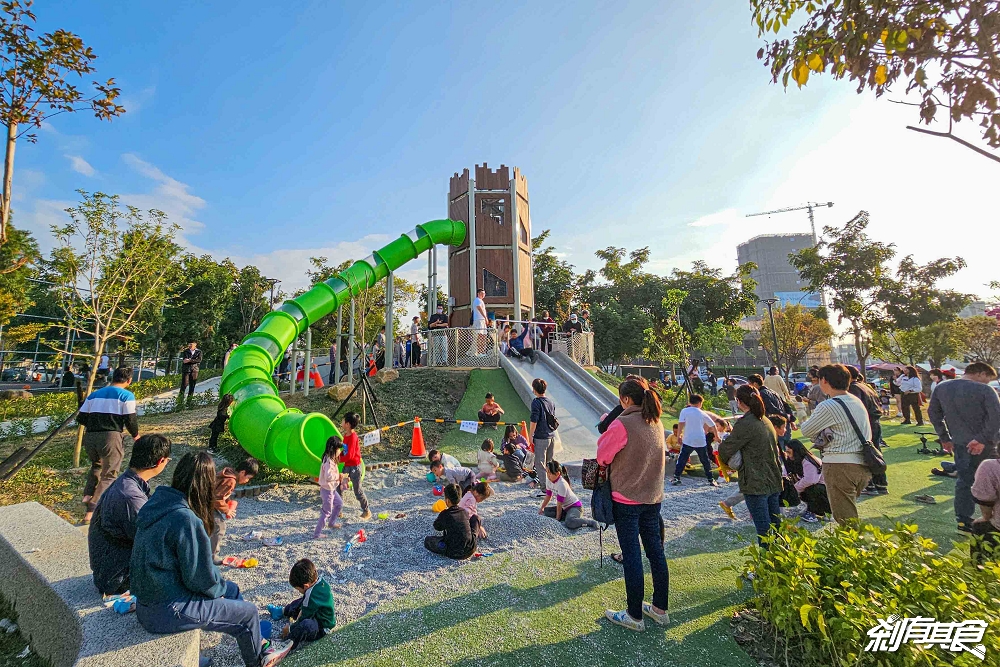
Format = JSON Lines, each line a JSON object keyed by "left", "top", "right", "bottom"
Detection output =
{"left": 922, "top": 320, "right": 962, "bottom": 368}
{"left": 760, "top": 304, "right": 834, "bottom": 377}
{"left": 160, "top": 254, "right": 235, "bottom": 363}
{"left": 791, "top": 210, "right": 968, "bottom": 370}
{"left": 751, "top": 0, "right": 1000, "bottom": 163}
{"left": 221, "top": 265, "right": 272, "bottom": 341}
{"left": 0, "top": 221, "right": 37, "bottom": 325}
{"left": 0, "top": 0, "right": 125, "bottom": 248}
{"left": 871, "top": 328, "right": 932, "bottom": 365}
{"left": 532, "top": 230, "right": 579, "bottom": 320}
{"left": 665, "top": 261, "right": 758, "bottom": 358}
{"left": 957, "top": 315, "right": 1000, "bottom": 366}
{"left": 643, "top": 290, "right": 689, "bottom": 371}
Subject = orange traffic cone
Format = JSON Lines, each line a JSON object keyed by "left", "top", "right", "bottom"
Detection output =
{"left": 409, "top": 417, "right": 426, "bottom": 458}
{"left": 519, "top": 420, "right": 530, "bottom": 443}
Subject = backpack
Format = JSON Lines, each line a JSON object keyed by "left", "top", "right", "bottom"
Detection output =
{"left": 537, "top": 398, "right": 559, "bottom": 432}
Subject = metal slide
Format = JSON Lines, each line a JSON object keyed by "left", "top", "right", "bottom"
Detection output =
{"left": 502, "top": 351, "right": 618, "bottom": 464}
{"left": 220, "top": 220, "right": 466, "bottom": 477}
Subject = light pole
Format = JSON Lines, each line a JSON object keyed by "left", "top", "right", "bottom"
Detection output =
{"left": 266, "top": 278, "right": 280, "bottom": 310}
{"left": 760, "top": 298, "right": 781, "bottom": 375}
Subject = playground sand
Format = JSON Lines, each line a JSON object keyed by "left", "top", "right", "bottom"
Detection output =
{"left": 202, "top": 462, "right": 761, "bottom": 666}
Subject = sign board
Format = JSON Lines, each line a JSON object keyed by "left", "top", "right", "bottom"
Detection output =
{"left": 362, "top": 429, "right": 381, "bottom": 447}
{"left": 773, "top": 291, "right": 822, "bottom": 309}
{"left": 459, "top": 420, "right": 479, "bottom": 434}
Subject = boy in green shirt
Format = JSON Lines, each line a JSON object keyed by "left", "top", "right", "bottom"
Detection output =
{"left": 269, "top": 559, "right": 336, "bottom": 650}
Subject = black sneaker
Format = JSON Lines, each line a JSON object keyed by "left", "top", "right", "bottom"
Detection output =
{"left": 957, "top": 523, "right": 973, "bottom": 534}
{"left": 861, "top": 484, "right": 879, "bottom": 496}
{"left": 670, "top": 477, "right": 682, "bottom": 486}
{"left": 875, "top": 486, "right": 888, "bottom": 495}
{"left": 708, "top": 479, "right": 720, "bottom": 488}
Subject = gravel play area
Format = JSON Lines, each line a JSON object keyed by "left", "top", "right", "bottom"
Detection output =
{"left": 202, "top": 463, "right": 765, "bottom": 667}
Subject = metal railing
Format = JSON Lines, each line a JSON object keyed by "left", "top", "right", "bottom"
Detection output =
{"left": 424, "top": 327, "right": 500, "bottom": 368}
{"left": 550, "top": 331, "right": 595, "bottom": 366}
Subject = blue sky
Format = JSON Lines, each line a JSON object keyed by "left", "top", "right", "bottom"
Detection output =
{"left": 15, "top": 1, "right": 997, "bottom": 302}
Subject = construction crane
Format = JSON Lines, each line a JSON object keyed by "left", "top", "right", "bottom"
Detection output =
{"left": 745, "top": 201, "right": 834, "bottom": 243}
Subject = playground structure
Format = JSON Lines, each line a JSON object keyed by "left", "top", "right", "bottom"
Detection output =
{"left": 221, "top": 219, "right": 467, "bottom": 477}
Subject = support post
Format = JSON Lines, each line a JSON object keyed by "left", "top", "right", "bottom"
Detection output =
{"left": 385, "top": 272, "right": 394, "bottom": 371}
{"left": 509, "top": 177, "right": 521, "bottom": 321}
{"left": 467, "top": 177, "right": 477, "bottom": 323}
{"left": 303, "top": 327, "right": 312, "bottom": 397}
{"left": 289, "top": 338, "right": 297, "bottom": 396}
{"left": 335, "top": 305, "right": 343, "bottom": 384}
{"left": 348, "top": 298, "right": 355, "bottom": 383}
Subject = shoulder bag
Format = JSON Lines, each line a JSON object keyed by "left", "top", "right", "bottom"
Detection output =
{"left": 832, "top": 397, "right": 887, "bottom": 476}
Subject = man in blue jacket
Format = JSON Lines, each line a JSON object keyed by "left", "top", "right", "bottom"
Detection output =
{"left": 88, "top": 434, "right": 171, "bottom": 596}
{"left": 79, "top": 366, "right": 140, "bottom": 524}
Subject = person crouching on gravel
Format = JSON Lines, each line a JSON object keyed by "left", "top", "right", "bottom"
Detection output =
{"left": 538, "top": 460, "right": 599, "bottom": 530}
{"left": 424, "top": 483, "right": 478, "bottom": 560}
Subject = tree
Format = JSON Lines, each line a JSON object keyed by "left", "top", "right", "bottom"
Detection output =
{"left": 0, "top": 221, "right": 37, "bottom": 325}
{"left": 958, "top": 315, "right": 1000, "bottom": 366}
{"left": 791, "top": 210, "right": 968, "bottom": 370}
{"left": 50, "top": 192, "right": 179, "bottom": 465}
{"left": 642, "top": 290, "right": 689, "bottom": 371}
{"left": 665, "top": 261, "right": 758, "bottom": 358}
{"left": 160, "top": 254, "right": 235, "bottom": 362}
{"left": 872, "top": 328, "right": 932, "bottom": 365}
{"left": 222, "top": 265, "right": 271, "bottom": 340}
{"left": 0, "top": 1, "right": 124, "bottom": 248}
{"left": 923, "top": 321, "right": 962, "bottom": 368}
{"left": 761, "top": 304, "right": 834, "bottom": 377}
{"left": 532, "top": 230, "right": 579, "bottom": 319}
{"left": 751, "top": 0, "right": 1000, "bottom": 164}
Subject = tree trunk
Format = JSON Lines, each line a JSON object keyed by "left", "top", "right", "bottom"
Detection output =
{"left": 73, "top": 325, "right": 105, "bottom": 467}
{"left": 0, "top": 121, "right": 15, "bottom": 245}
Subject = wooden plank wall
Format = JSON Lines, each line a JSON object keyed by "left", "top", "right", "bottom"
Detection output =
{"left": 474, "top": 192, "right": 512, "bottom": 246}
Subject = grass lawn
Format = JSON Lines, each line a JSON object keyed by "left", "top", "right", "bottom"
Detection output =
{"left": 435, "top": 368, "right": 531, "bottom": 465}
{"left": 288, "top": 418, "right": 965, "bottom": 667}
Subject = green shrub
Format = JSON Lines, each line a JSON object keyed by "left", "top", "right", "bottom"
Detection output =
{"left": 743, "top": 521, "right": 1000, "bottom": 666}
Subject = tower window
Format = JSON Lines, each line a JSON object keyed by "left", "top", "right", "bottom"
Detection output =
{"left": 483, "top": 269, "right": 507, "bottom": 297}
{"left": 481, "top": 198, "right": 504, "bottom": 224}
{"left": 519, "top": 220, "right": 528, "bottom": 244}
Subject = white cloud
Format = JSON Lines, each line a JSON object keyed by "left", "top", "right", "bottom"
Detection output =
{"left": 65, "top": 155, "right": 96, "bottom": 177}
{"left": 687, "top": 208, "right": 741, "bottom": 227}
{"left": 120, "top": 153, "right": 207, "bottom": 245}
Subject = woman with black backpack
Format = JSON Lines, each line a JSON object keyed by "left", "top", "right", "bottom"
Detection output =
{"left": 596, "top": 378, "right": 669, "bottom": 632}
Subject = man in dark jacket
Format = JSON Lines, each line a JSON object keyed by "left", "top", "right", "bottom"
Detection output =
{"left": 749, "top": 374, "right": 793, "bottom": 441}
{"left": 88, "top": 434, "right": 171, "bottom": 595}
{"left": 180, "top": 340, "right": 203, "bottom": 398}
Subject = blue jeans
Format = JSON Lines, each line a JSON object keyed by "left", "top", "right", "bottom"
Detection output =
{"left": 673, "top": 445, "right": 714, "bottom": 481}
{"left": 136, "top": 581, "right": 262, "bottom": 667}
{"left": 955, "top": 441, "right": 996, "bottom": 526}
{"left": 282, "top": 598, "right": 326, "bottom": 649}
{"left": 612, "top": 501, "right": 669, "bottom": 621}
{"left": 744, "top": 493, "right": 781, "bottom": 546}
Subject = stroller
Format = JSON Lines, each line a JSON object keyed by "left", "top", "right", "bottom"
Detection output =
{"left": 507, "top": 326, "right": 537, "bottom": 363}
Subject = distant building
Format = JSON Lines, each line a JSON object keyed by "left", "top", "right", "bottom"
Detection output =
{"left": 736, "top": 233, "right": 819, "bottom": 313}
{"left": 834, "top": 343, "right": 856, "bottom": 365}
{"left": 959, "top": 300, "right": 987, "bottom": 319}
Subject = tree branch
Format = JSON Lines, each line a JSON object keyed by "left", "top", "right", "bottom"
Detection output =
{"left": 905, "top": 125, "right": 1000, "bottom": 164}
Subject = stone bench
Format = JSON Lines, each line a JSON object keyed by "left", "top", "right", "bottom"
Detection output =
{"left": 0, "top": 502, "right": 200, "bottom": 667}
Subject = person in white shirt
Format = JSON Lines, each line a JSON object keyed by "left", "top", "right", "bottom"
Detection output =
{"left": 898, "top": 365, "right": 925, "bottom": 425}
{"left": 471, "top": 288, "right": 488, "bottom": 354}
{"left": 799, "top": 364, "right": 872, "bottom": 523}
{"left": 671, "top": 394, "right": 720, "bottom": 487}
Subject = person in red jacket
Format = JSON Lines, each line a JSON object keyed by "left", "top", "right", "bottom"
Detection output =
{"left": 339, "top": 412, "right": 371, "bottom": 520}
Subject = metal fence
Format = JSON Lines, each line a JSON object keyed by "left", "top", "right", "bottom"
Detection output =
{"left": 550, "top": 331, "right": 595, "bottom": 366}
{"left": 424, "top": 327, "right": 500, "bottom": 368}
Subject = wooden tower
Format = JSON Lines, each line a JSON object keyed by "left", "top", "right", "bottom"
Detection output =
{"left": 447, "top": 164, "right": 533, "bottom": 326}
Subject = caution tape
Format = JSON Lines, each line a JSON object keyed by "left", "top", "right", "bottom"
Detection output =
{"left": 361, "top": 416, "right": 524, "bottom": 438}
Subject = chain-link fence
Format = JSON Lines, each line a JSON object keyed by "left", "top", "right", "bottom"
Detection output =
{"left": 424, "top": 328, "right": 500, "bottom": 368}
{"left": 551, "top": 331, "right": 595, "bottom": 366}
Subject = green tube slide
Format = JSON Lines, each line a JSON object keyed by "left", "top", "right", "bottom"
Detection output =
{"left": 221, "top": 219, "right": 466, "bottom": 477}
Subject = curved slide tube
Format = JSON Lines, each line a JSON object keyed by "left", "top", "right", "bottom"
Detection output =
{"left": 220, "top": 220, "right": 466, "bottom": 477}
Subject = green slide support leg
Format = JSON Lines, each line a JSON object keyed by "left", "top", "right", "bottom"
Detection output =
{"left": 221, "top": 219, "right": 466, "bottom": 477}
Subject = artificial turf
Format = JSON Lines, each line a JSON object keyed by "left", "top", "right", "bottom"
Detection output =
{"left": 435, "top": 368, "right": 530, "bottom": 465}
{"left": 290, "top": 418, "right": 965, "bottom": 667}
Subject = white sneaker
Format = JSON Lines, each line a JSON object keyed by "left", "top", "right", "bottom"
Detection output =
{"left": 260, "top": 641, "right": 292, "bottom": 667}
{"left": 605, "top": 608, "right": 644, "bottom": 631}
{"left": 642, "top": 602, "right": 669, "bottom": 626}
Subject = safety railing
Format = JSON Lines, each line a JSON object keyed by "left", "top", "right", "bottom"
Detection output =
{"left": 550, "top": 331, "right": 595, "bottom": 366}
{"left": 424, "top": 327, "right": 500, "bottom": 368}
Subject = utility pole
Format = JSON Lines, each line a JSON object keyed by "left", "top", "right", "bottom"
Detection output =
{"left": 760, "top": 298, "right": 781, "bottom": 374}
